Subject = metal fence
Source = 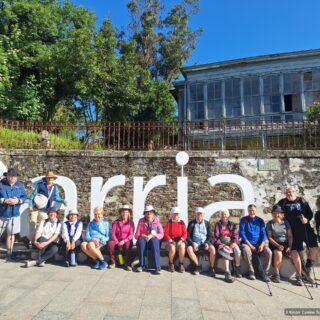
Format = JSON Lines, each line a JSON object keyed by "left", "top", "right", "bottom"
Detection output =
{"left": 0, "top": 118, "right": 319, "bottom": 150}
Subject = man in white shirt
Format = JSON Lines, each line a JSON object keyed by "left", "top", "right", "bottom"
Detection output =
{"left": 25, "top": 207, "right": 61, "bottom": 267}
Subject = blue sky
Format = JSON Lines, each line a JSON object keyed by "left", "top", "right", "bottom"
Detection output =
{"left": 71, "top": 0, "right": 320, "bottom": 66}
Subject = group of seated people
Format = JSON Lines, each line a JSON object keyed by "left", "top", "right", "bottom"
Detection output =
{"left": 0, "top": 168, "right": 319, "bottom": 285}
{"left": 24, "top": 189, "right": 320, "bottom": 286}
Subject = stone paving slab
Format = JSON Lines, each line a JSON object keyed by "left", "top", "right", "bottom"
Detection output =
{"left": 0, "top": 260, "right": 319, "bottom": 320}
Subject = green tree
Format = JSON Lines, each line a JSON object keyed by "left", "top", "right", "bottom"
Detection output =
{"left": 306, "top": 102, "right": 320, "bottom": 121}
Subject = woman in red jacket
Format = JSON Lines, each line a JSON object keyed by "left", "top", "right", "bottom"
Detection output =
{"left": 164, "top": 207, "right": 187, "bottom": 273}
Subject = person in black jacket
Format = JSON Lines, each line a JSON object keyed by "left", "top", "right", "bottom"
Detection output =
{"left": 186, "top": 207, "right": 216, "bottom": 276}
{"left": 315, "top": 196, "right": 320, "bottom": 243}
{"left": 277, "top": 186, "right": 318, "bottom": 284}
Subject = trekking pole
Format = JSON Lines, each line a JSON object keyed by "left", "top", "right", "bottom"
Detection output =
{"left": 286, "top": 253, "right": 314, "bottom": 300}
{"left": 253, "top": 251, "right": 272, "bottom": 296}
{"left": 302, "top": 224, "right": 319, "bottom": 288}
{"left": 8, "top": 204, "right": 15, "bottom": 258}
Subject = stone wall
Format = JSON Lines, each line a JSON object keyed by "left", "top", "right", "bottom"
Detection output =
{"left": 0, "top": 149, "right": 320, "bottom": 229}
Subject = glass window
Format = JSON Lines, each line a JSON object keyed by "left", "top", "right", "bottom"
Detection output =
{"left": 264, "top": 95, "right": 281, "bottom": 113}
{"left": 244, "top": 77, "right": 259, "bottom": 96}
{"left": 225, "top": 79, "right": 240, "bottom": 99}
{"left": 189, "top": 83, "right": 204, "bottom": 102}
{"left": 263, "top": 75, "right": 280, "bottom": 95}
{"left": 207, "top": 81, "right": 222, "bottom": 100}
{"left": 226, "top": 99, "right": 241, "bottom": 117}
{"left": 284, "top": 73, "right": 301, "bottom": 94}
{"left": 244, "top": 96, "right": 260, "bottom": 115}
{"left": 208, "top": 100, "right": 223, "bottom": 119}
{"left": 304, "top": 70, "right": 320, "bottom": 91}
{"left": 190, "top": 102, "right": 204, "bottom": 120}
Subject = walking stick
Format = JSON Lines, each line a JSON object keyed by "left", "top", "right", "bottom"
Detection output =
{"left": 8, "top": 204, "right": 16, "bottom": 258}
{"left": 253, "top": 251, "right": 272, "bottom": 296}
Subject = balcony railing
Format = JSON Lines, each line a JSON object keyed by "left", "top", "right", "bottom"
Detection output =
{"left": 0, "top": 118, "right": 319, "bottom": 151}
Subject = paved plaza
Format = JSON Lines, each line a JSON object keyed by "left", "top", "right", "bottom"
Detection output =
{"left": 0, "top": 260, "right": 319, "bottom": 320}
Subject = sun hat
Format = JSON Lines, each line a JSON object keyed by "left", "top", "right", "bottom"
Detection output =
{"left": 67, "top": 209, "right": 79, "bottom": 218}
{"left": 194, "top": 207, "right": 205, "bottom": 214}
{"left": 170, "top": 207, "right": 181, "bottom": 215}
{"left": 144, "top": 205, "right": 155, "bottom": 214}
{"left": 118, "top": 205, "right": 132, "bottom": 213}
{"left": 272, "top": 204, "right": 284, "bottom": 213}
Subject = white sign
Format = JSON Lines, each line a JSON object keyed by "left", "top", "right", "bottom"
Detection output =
{"left": 0, "top": 152, "right": 255, "bottom": 232}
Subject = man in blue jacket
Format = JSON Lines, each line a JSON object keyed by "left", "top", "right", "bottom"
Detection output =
{"left": 29, "top": 170, "right": 66, "bottom": 242}
{"left": 239, "top": 204, "right": 272, "bottom": 281}
{"left": 0, "top": 168, "right": 27, "bottom": 258}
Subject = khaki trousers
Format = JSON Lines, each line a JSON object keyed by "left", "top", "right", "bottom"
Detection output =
{"left": 29, "top": 210, "right": 48, "bottom": 241}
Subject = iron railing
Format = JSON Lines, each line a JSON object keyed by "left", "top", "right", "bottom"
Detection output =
{"left": 0, "top": 118, "right": 319, "bottom": 150}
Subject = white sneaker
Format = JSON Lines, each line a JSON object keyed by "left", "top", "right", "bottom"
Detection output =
{"left": 37, "top": 261, "right": 46, "bottom": 267}
{"left": 25, "top": 260, "right": 37, "bottom": 268}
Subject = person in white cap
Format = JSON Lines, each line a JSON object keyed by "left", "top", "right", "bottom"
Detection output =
{"left": 134, "top": 205, "right": 163, "bottom": 274}
{"left": 186, "top": 207, "right": 216, "bottom": 276}
{"left": 61, "top": 209, "right": 83, "bottom": 267}
{"left": 164, "top": 207, "right": 187, "bottom": 272}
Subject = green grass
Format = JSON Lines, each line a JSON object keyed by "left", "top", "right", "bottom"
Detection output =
{"left": 0, "top": 127, "right": 96, "bottom": 150}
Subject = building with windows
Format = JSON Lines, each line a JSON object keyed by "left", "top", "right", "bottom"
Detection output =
{"left": 173, "top": 49, "right": 320, "bottom": 122}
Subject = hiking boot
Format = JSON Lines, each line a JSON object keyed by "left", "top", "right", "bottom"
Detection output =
{"left": 108, "top": 263, "right": 116, "bottom": 269}
{"left": 294, "top": 275, "right": 303, "bottom": 286}
{"left": 64, "top": 260, "right": 70, "bottom": 267}
{"left": 192, "top": 265, "right": 201, "bottom": 275}
{"left": 37, "top": 261, "right": 45, "bottom": 267}
{"left": 225, "top": 272, "right": 235, "bottom": 283}
{"left": 271, "top": 273, "right": 280, "bottom": 283}
{"left": 208, "top": 267, "right": 216, "bottom": 278}
{"left": 92, "top": 260, "right": 100, "bottom": 269}
{"left": 248, "top": 271, "right": 256, "bottom": 280}
{"left": 154, "top": 268, "right": 161, "bottom": 275}
{"left": 179, "top": 263, "right": 185, "bottom": 273}
{"left": 261, "top": 273, "right": 270, "bottom": 282}
{"left": 168, "top": 262, "right": 175, "bottom": 273}
{"left": 235, "top": 266, "right": 242, "bottom": 278}
{"left": 136, "top": 266, "right": 143, "bottom": 272}
{"left": 124, "top": 265, "right": 132, "bottom": 271}
{"left": 25, "top": 260, "right": 37, "bottom": 268}
{"left": 99, "top": 261, "right": 108, "bottom": 270}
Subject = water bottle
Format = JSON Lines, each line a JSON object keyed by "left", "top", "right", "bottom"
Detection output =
{"left": 70, "top": 252, "right": 76, "bottom": 266}
{"left": 118, "top": 253, "right": 124, "bottom": 265}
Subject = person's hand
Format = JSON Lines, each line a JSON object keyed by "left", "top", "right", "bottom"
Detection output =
{"left": 91, "top": 238, "right": 100, "bottom": 247}
{"left": 4, "top": 199, "right": 13, "bottom": 205}
{"left": 192, "top": 242, "right": 198, "bottom": 252}
{"left": 204, "top": 243, "right": 209, "bottom": 250}
{"left": 250, "top": 244, "right": 256, "bottom": 252}
{"left": 285, "top": 247, "right": 291, "bottom": 255}
{"left": 230, "top": 243, "right": 236, "bottom": 249}
{"left": 278, "top": 244, "right": 284, "bottom": 252}
{"left": 118, "top": 240, "right": 125, "bottom": 246}
{"left": 66, "top": 240, "right": 71, "bottom": 251}
{"left": 300, "top": 214, "right": 308, "bottom": 225}
{"left": 70, "top": 240, "right": 75, "bottom": 250}
{"left": 258, "top": 243, "right": 264, "bottom": 253}
{"left": 146, "top": 235, "right": 154, "bottom": 242}
{"left": 12, "top": 197, "right": 19, "bottom": 205}
{"left": 29, "top": 207, "right": 33, "bottom": 214}
{"left": 35, "top": 242, "right": 46, "bottom": 249}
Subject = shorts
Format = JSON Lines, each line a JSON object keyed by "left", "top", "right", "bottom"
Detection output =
{"left": 292, "top": 229, "right": 318, "bottom": 252}
{"left": 269, "top": 242, "right": 288, "bottom": 252}
{"left": 166, "top": 240, "right": 186, "bottom": 251}
{"left": 0, "top": 217, "right": 21, "bottom": 236}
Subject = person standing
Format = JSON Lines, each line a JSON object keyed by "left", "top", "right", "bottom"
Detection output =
{"left": 0, "top": 168, "right": 27, "bottom": 259}
{"left": 29, "top": 170, "right": 66, "bottom": 243}
{"left": 239, "top": 204, "right": 272, "bottom": 281}
{"left": 277, "top": 186, "right": 319, "bottom": 282}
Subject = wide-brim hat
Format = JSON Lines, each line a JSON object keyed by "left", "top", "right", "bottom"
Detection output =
{"left": 67, "top": 209, "right": 79, "bottom": 218}
{"left": 118, "top": 205, "right": 132, "bottom": 213}
{"left": 218, "top": 245, "right": 234, "bottom": 261}
{"left": 45, "top": 170, "right": 58, "bottom": 179}
{"left": 144, "top": 205, "right": 155, "bottom": 214}
{"left": 4, "top": 168, "right": 19, "bottom": 177}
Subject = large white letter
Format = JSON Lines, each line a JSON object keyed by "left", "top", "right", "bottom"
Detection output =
{"left": 133, "top": 175, "right": 166, "bottom": 230}
{"left": 204, "top": 174, "right": 255, "bottom": 220}
{"left": 177, "top": 177, "right": 188, "bottom": 223}
{"left": 90, "top": 175, "right": 126, "bottom": 219}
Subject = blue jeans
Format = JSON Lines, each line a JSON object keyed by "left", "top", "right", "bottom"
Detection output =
{"left": 37, "top": 237, "right": 59, "bottom": 263}
{"left": 137, "top": 237, "right": 161, "bottom": 269}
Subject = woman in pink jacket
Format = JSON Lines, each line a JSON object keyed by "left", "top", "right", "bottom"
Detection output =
{"left": 134, "top": 205, "right": 164, "bottom": 274}
{"left": 108, "top": 205, "right": 134, "bottom": 271}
